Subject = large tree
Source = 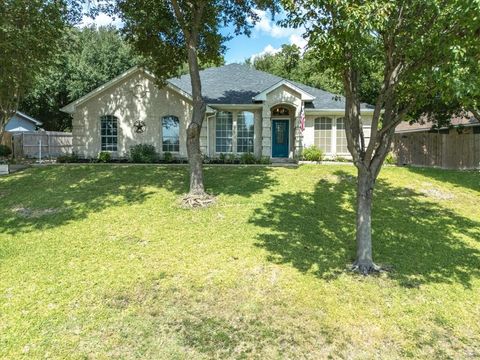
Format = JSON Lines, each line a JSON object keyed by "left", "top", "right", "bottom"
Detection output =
{"left": 0, "top": 0, "right": 70, "bottom": 140}
{"left": 112, "top": 0, "right": 278, "bottom": 198}
{"left": 21, "top": 26, "right": 140, "bottom": 131}
{"left": 283, "top": 0, "right": 479, "bottom": 273}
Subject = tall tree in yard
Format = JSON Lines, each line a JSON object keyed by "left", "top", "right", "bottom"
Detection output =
{"left": 113, "top": 0, "right": 278, "bottom": 198}
{"left": 0, "top": 0, "right": 70, "bottom": 140}
{"left": 283, "top": 0, "right": 479, "bottom": 273}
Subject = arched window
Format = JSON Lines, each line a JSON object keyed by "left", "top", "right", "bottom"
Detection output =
{"left": 215, "top": 111, "right": 233, "bottom": 153}
{"left": 336, "top": 117, "right": 349, "bottom": 154}
{"left": 100, "top": 115, "right": 118, "bottom": 151}
{"left": 162, "top": 115, "right": 180, "bottom": 152}
{"left": 272, "top": 106, "right": 290, "bottom": 116}
{"left": 314, "top": 117, "right": 332, "bottom": 153}
{"left": 237, "top": 111, "right": 255, "bottom": 153}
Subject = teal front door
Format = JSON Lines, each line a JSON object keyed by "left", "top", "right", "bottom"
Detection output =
{"left": 272, "top": 119, "right": 289, "bottom": 157}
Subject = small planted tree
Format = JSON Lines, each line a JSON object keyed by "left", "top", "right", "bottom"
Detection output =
{"left": 0, "top": 0, "right": 70, "bottom": 140}
{"left": 110, "top": 0, "right": 278, "bottom": 201}
{"left": 283, "top": 0, "right": 479, "bottom": 273}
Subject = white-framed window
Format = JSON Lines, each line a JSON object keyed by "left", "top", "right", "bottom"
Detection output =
{"left": 162, "top": 115, "right": 180, "bottom": 152}
{"left": 336, "top": 117, "right": 349, "bottom": 154}
{"left": 314, "top": 117, "right": 332, "bottom": 153}
{"left": 100, "top": 115, "right": 118, "bottom": 151}
{"left": 215, "top": 111, "right": 233, "bottom": 153}
{"left": 236, "top": 111, "right": 254, "bottom": 153}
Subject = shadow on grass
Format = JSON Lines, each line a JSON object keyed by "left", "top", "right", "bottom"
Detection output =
{"left": 250, "top": 170, "right": 480, "bottom": 287}
{"left": 405, "top": 166, "right": 480, "bottom": 193}
{"left": 0, "top": 165, "right": 277, "bottom": 235}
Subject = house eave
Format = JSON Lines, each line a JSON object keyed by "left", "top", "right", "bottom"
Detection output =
{"left": 253, "top": 80, "right": 316, "bottom": 102}
{"left": 305, "top": 108, "right": 375, "bottom": 115}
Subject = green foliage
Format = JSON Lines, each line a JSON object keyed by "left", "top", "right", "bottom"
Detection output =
{"left": 129, "top": 144, "right": 158, "bottom": 163}
{"left": 258, "top": 156, "right": 271, "bottom": 165}
{"left": 57, "top": 153, "right": 79, "bottom": 163}
{"left": 239, "top": 153, "right": 256, "bottom": 164}
{"left": 0, "top": 0, "right": 68, "bottom": 136}
{"left": 115, "top": 0, "right": 279, "bottom": 84}
{"left": 21, "top": 26, "right": 140, "bottom": 131}
{"left": 163, "top": 151, "right": 174, "bottom": 163}
{"left": 384, "top": 152, "right": 397, "bottom": 165}
{"left": 302, "top": 145, "right": 323, "bottom": 162}
{"left": 97, "top": 151, "right": 111, "bottom": 163}
{"left": 0, "top": 144, "right": 12, "bottom": 157}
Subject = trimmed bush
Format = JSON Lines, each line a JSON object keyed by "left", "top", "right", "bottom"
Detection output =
{"left": 258, "top": 156, "right": 271, "bottom": 164}
{"left": 302, "top": 145, "right": 323, "bottom": 162}
{"left": 163, "top": 151, "right": 173, "bottom": 163}
{"left": 57, "top": 153, "right": 79, "bottom": 163}
{"left": 0, "top": 144, "right": 12, "bottom": 157}
{"left": 384, "top": 152, "right": 397, "bottom": 165}
{"left": 129, "top": 144, "right": 157, "bottom": 163}
{"left": 97, "top": 151, "right": 111, "bottom": 163}
{"left": 239, "top": 152, "right": 256, "bottom": 164}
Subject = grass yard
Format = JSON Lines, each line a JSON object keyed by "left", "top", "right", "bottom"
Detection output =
{"left": 1, "top": 164, "right": 479, "bottom": 359}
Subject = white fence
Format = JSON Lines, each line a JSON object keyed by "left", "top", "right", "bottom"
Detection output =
{"left": 11, "top": 131, "right": 73, "bottom": 159}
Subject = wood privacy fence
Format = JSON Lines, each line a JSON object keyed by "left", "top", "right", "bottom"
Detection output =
{"left": 393, "top": 128, "right": 480, "bottom": 169}
{"left": 9, "top": 131, "right": 73, "bottom": 159}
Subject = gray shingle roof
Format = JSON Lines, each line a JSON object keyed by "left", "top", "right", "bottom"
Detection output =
{"left": 168, "top": 63, "right": 373, "bottom": 110}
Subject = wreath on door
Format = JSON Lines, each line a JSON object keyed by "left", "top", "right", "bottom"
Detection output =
{"left": 133, "top": 120, "right": 146, "bottom": 133}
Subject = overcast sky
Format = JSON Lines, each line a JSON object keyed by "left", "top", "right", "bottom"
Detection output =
{"left": 80, "top": 9, "right": 307, "bottom": 64}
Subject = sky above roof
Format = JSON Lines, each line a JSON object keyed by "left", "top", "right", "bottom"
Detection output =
{"left": 80, "top": 9, "right": 307, "bottom": 64}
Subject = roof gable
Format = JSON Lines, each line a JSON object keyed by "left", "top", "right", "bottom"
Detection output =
{"left": 15, "top": 111, "right": 42, "bottom": 125}
{"left": 253, "top": 80, "right": 315, "bottom": 101}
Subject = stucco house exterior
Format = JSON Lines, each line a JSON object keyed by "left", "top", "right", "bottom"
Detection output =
{"left": 5, "top": 111, "right": 42, "bottom": 133}
{"left": 61, "top": 64, "right": 374, "bottom": 160}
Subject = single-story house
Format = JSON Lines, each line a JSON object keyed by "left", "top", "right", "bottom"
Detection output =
{"left": 394, "top": 113, "right": 480, "bottom": 169}
{"left": 5, "top": 111, "right": 42, "bottom": 133}
{"left": 61, "top": 64, "right": 375, "bottom": 160}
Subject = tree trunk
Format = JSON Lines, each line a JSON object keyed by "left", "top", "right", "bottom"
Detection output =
{"left": 186, "top": 36, "right": 207, "bottom": 196}
{"left": 353, "top": 166, "right": 378, "bottom": 274}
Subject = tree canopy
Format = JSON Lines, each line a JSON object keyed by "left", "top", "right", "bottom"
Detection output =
{"left": 21, "top": 26, "right": 140, "bottom": 131}
{"left": 283, "top": 0, "right": 480, "bottom": 273}
{"left": 0, "top": 0, "right": 69, "bottom": 137}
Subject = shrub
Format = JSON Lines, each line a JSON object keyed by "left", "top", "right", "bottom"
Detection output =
{"left": 302, "top": 145, "right": 323, "bottom": 162}
{"left": 258, "top": 156, "right": 271, "bottom": 164}
{"left": 163, "top": 151, "right": 173, "bottom": 163}
{"left": 57, "top": 153, "right": 79, "bottom": 163}
{"left": 129, "top": 144, "right": 158, "bottom": 163}
{"left": 239, "top": 152, "right": 256, "bottom": 164}
{"left": 219, "top": 153, "right": 226, "bottom": 163}
{"left": 384, "top": 152, "right": 397, "bottom": 165}
{"left": 97, "top": 151, "right": 111, "bottom": 163}
{"left": 0, "top": 144, "right": 12, "bottom": 157}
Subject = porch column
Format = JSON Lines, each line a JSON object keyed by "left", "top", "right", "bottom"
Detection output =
{"left": 262, "top": 116, "right": 271, "bottom": 157}
{"left": 295, "top": 115, "right": 303, "bottom": 159}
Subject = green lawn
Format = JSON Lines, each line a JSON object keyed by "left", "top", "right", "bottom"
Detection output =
{"left": 1, "top": 164, "right": 479, "bottom": 359}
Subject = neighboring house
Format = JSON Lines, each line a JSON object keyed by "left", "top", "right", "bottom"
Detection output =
{"left": 5, "top": 111, "right": 42, "bottom": 133}
{"left": 394, "top": 113, "right": 480, "bottom": 169}
{"left": 61, "top": 64, "right": 375, "bottom": 160}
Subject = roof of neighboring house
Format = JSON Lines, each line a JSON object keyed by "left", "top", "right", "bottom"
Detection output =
{"left": 61, "top": 64, "right": 375, "bottom": 114}
{"left": 169, "top": 63, "right": 373, "bottom": 110}
{"left": 13, "top": 111, "right": 43, "bottom": 126}
{"left": 395, "top": 113, "right": 479, "bottom": 133}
